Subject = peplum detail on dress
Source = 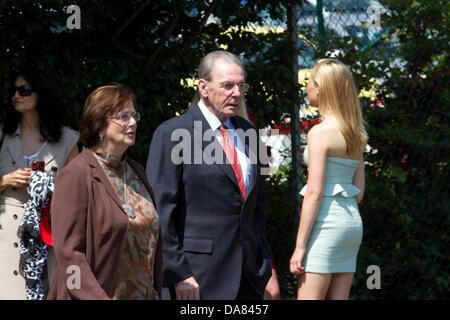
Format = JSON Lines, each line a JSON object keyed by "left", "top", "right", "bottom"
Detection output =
{"left": 300, "top": 183, "right": 360, "bottom": 198}
{"left": 300, "top": 147, "right": 361, "bottom": 198}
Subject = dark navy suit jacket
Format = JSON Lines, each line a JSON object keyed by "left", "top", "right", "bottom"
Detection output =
{"left": 146, "top": 104, "right": 272, "bottom": 299}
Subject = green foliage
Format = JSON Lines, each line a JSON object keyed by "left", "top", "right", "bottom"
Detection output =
{"left": 0, "top": 0, "right": 295, "bottom": 162}
{"left": 1, "top": 0, "right": 448, "bottom": 299}
{"left": 265, "top": 165, "right": 298, "bottom": 299}
{"left": 342, "top": 0, "right": 449, "bottom": 299}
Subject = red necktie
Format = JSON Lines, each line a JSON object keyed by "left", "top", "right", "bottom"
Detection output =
{"left": 219, "top": 124, "right": 246, "bottom": 202}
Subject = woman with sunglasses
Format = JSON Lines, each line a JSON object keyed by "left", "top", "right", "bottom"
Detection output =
{"left": 0, "top": 68, "right": 79, "bottom": 299}
{"left": 47, "top": 84, "right": 162, "bottom": 300}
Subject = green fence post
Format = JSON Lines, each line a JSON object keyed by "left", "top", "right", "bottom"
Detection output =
{"left": 316, "top": 0, "right": 326, "bottom": 54}
{"left": 287, "top": 3, "right": 303, "bottom": 239}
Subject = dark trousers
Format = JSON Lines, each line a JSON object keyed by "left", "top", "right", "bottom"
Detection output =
{"left": 235, "top": 270, "right": 263, "bottom": 300}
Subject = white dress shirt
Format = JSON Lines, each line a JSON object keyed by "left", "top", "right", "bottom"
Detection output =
{"left": 197, "top": 100, "right": 251, "bottom": 192}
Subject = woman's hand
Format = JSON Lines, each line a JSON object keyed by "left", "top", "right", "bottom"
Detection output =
{"left": 290, "top": 247, "right": 306, "bottom": 275}
{"left": 3, "top": 168, "right": 32, "bottom": 188}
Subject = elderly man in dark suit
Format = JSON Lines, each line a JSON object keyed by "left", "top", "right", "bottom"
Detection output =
{"left": 146, "top": 51, "right": 271, "bottom": 300}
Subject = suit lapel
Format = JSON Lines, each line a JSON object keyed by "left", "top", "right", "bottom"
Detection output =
{"left": 191, "top": 105, "right": 239, "bottom": 189}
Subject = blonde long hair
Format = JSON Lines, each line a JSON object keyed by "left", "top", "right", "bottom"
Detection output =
{"left": 236, "top": 98, "right": 250, "bottom": 121}
{"left": 311, "top": 59, "right": 368, "bottom": 156}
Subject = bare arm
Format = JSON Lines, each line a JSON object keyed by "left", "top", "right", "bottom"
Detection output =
{"left": 264, "top": 267, "right": 281, "bottom": 300}
{"left": 290, "top": 127, "right": 328, "bottom": 274}
{"left": 353, "top": 153, "right": 365, "bottom": 204}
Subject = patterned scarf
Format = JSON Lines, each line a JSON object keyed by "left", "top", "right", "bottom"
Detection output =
{"left": 18, "top": 170, "right": 55, "bottom": 300}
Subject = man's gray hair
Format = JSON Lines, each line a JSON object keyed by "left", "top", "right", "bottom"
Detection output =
{"left": 198, "top": 51, "right": 246, "bottom": 81}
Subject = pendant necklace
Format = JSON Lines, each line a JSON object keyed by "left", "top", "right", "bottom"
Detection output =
{"left": 122, "top": 164, "right": 136, "bottom": 219}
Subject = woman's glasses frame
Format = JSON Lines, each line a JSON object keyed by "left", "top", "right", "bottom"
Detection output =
{"left": 109, "top": 111, "right": 141, "bottom": 124}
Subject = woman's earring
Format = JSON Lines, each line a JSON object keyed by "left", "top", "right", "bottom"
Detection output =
{"left": 99, "top": 133, "right": 104, "bottom": 141}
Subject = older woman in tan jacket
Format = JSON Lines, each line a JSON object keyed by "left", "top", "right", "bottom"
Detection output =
{"left": 47, "top": 84, "right": 162, "bottom": 300}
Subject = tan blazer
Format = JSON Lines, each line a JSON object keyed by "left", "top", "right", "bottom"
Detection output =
{"left": 0, "top": 124, "right": 79, "bottom": 299}
{"left": 47, "top": 148, "right": 162, "bottom": 300}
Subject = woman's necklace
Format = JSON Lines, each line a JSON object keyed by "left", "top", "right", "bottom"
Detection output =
{"left": 122, "top": 164, "right": 136, "bottom": 219}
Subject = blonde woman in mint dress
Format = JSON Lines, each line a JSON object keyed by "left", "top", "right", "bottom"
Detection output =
{"left": 289, "top": 59, "right": 368, "bottom": 300}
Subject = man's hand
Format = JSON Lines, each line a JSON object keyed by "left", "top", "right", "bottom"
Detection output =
{"left": 264, "top": 268, "right": 281, "bottom": 300}
{"left": 175, "top": 276, "right": 200, "bottom": 300}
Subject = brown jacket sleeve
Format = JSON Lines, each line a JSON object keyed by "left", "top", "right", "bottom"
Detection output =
{"left": 49, "top": 158, "right": 111, "bottom": 300}
{"left": 154, "top": 231, "right": 163, "bottom": 298}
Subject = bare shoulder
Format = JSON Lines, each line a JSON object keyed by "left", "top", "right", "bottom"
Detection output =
{"left": 309, "top": 120, "right": 349, "bottom": 158}
{"left": 306, "top": 123, "right": 330, "bottom": 159}
{"left": 307, "top": 121, "right": 340, "bottom": 144}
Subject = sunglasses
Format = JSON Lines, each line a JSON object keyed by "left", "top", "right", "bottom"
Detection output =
{"left": 11, "top": 85, "right": 34, "bottom": 97}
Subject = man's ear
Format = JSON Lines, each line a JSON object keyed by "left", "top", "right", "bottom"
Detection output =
{"left": 198, "top": 79, "right": 208, "bottom": 98}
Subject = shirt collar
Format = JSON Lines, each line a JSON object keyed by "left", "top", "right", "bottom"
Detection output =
{"left": 198, "top": 100, "right": 235, "bottom": 131}
{"left": 93, "top": 147, "right": 127, "bottom": 170}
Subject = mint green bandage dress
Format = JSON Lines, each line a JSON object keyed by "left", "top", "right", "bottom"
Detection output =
{"left": 300, "top": 146, "right": 363, "bottom": 273}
